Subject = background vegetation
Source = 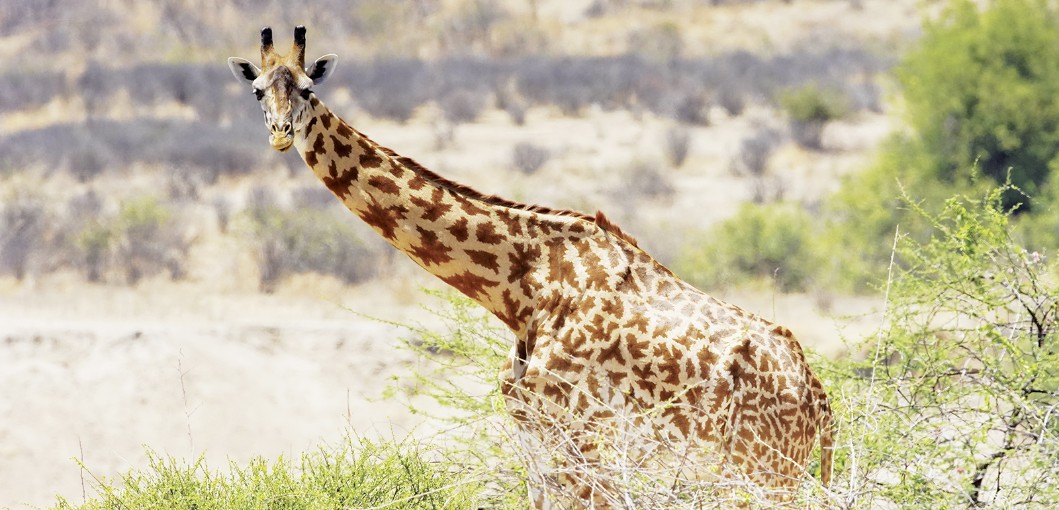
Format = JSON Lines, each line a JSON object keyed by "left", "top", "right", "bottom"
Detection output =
{"left": 56, "top": 189, "right": 1059, "bottom": 507}
{"left": 680, "top": 0, "right": 1059, "bottom": 293}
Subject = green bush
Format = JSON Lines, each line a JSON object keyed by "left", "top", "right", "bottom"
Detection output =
{"left": 820, "top": 135, "right": 992, "bottom": 292}
{"left": 825, "top": 185, "right": 1059, "bottom": 507}
{"left": 675, "top": 201, "right": 820, "bottom": 292}
{"left": 899, "top": 0, "right": 1059, "bottom": 207}
{"left": 824, "top": 0, "right": 1059, "bottom": 290}
{"left": 778, "top": 82, "right": 850, "bottom": 149}
{"left": 115, "top": 197, "right": 189, "bottom": 284}
{"left": 778, "top": 83, "right": 850, "bottom": 124}
{"left": 75, "top": 223, "right": 113, "bottom": 283}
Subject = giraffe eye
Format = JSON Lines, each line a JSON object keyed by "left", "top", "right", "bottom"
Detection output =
{"left": 253, "top": 88, "right": 265, "bottom": 100}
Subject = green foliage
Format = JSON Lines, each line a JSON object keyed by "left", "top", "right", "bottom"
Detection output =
{"left": 778, "top": 82, "right": 850, "bottom": 124}
{"left": 75, "top": 223, "right": 113, "bottom": 283}
{"left": 826, "top": 185, "right": 1059, "bottom": 507}
{"left": 825, "top": 0, "right": 1059, "bottom": 289}
{"left": 384, "top": 289, "right": 527, "bottom": 506}
{"left": 55, "top": 438, "right": 493, "bottom": 510}
{"left": 676, "top": 201, "right": 820, "bottom": 291}
{"left": 778, "top": 82, "right": 850, "bottom": 149}
{"left": 821, "top": 135, "right": 991, "bottom": 291}
{"left": 115, "top": 196, "right": 188, "bottom": 284}
{"left": 898, "top": 0, "right": 1059, "bottom": 206}
{"left": 64, "top": 196, "right": 189, "bottom": 284}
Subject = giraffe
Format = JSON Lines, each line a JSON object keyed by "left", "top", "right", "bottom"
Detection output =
{"left": 228, "top": 26, "right": 834, "bottom": 508}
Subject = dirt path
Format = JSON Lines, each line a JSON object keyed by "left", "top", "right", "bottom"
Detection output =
{"left": 0, "top": 278, "right": 441, "bottom": 509}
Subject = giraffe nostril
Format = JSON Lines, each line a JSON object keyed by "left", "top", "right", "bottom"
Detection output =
{"left": 270, "top": 122, "right": 293, "bottom": 137}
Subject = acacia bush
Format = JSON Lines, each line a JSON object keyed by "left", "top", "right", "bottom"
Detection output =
{"left": 511, "top": 142, "right": 550, "bottom": 175}
{"left": 113, "top": 197, "right": 191, "bottom": 284}
{"left": 664, "top": 126, "right": 691, "bottom": 168}
{"left": 0, "top": 119, "right": 263, "bottom": 181}
{"left": 825, "top": 186, "right": 1059, "bottom": 508}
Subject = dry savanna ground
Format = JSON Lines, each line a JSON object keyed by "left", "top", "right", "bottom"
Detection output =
{"left": 0, "top": 0, "right": 921, "bottom": 507}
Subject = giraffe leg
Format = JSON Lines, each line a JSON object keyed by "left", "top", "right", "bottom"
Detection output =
{"left": 503, "top": 375, "right": 624, "bottom": 508}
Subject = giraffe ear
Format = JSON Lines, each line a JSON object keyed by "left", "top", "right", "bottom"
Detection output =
{"left": 305, "top": 54, "right": 337, "bottom": 85}
{"left": 227, "top": 57, "right": 260, "bottom": 84}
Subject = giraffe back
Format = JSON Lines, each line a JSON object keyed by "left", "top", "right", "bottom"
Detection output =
{"left": 503, "top": 221, "right": 833, "bottom": 500}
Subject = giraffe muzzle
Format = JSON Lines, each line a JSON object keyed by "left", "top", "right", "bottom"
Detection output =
{"left": 269, "top": 121, "right": 294, "bottom": 151}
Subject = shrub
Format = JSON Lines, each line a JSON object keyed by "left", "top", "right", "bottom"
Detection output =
{"left": 511, "top": 142, "right": 550, "bottom": 175}
{"left": 730, "top": 125, "right": 783, "bottom": 178}
{"left": 0, "top": 70, "right": 65, "bottom": 115}
{"left": 0, "top": 193, "right": 48, "bottom": 280}
{"left": 618, "top": 160, "right": 669, "bottom": 199}
{"left": 778, "top": 82, "right": 850, "bottom": 149}
{"left": 64, "top": 191, "right": 108, "bottom": 282}
{"left": 825, "top": 185, "right": 1059, "bottom": 507}
{"left": 664, "top": 127, "right": 691, "bottom": 168}
{"left": 439, "top": 88, "right": 487, "bottom": 124}
{"left": 114, "top": 197, "right": 190, "bottom": 284}
{"left": 821, "top": 134, "right": 992, "bottom": 292}
{"left": 346, "top": 58, "right": 431, "bottom": 122}
{"left": 676, "top": 201, "right": 820, "bottom": 291}
{"left": 54, "top": 438, "right": 497, "bottom": 510}
{"left": 246, "top": 204, "right": 379, "bottom": 292}
{"left": 672, "top": 89, "right": 710, "bottom": 125}
{"left": 76, "top": 224, "right": 113, "bottom": 283}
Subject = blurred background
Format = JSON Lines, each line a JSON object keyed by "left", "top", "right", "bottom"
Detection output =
{"left": 8, "top": 0, "right": 1049, "bottom": 507}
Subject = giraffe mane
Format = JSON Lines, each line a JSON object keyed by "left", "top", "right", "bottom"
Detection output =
{"left": 374, "top": 145, "right": 639, "bottom": 248}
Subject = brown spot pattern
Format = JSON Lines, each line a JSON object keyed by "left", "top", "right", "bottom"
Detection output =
{"left": 367, "top": 175, "right": 400, "bottom": 195}
{"left": 442, "top": 271, "right": 498, "bottom": 300}
{"left": 331, "top": 135, "right": 353, "bottom": 158}
{"left": 359, "top": 199, "right": 405, "bottom": 241}
{"left": 448, "top": 217, "right": 469, "bottom": 242}
{"left": 359, "top": 152, "right": 383, "bottom": 168}
{"left": 410, "top": 226, "right": 452, "bottom": 266}
{"left": 321, "top": 163, "right": 357, "bottom": 200}
{"left": 475, "top": 222, "right": 504, "bottom": 245}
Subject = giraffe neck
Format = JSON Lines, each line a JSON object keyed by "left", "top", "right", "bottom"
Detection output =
{"left": 293, "top": 95, "right": 602, "bottom": 335}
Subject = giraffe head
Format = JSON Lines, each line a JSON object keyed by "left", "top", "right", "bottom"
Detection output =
{"left": 228, "top": 26, "right": 337, "bottom": 152}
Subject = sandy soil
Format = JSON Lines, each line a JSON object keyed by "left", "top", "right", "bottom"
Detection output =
{"left": 0, "top": 273, "right": 446, "bottom": 509}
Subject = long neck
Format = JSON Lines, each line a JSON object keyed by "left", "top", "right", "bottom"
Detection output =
{"left": 293, "top": 95, "right": 593, "bottom": 335}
